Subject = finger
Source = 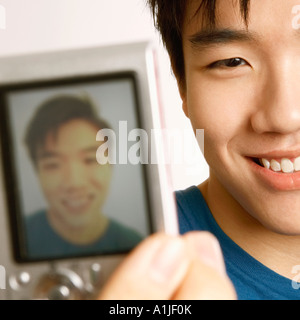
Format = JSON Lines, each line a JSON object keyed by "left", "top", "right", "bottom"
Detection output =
{"left": 173, "top": 232, "right": 236, "bottom": 300}
{"left": 98, "top": 233, "right": 191, "bottom": 300}
{"left": 183, "top": 231, "right": 227, "bottom": 276}
{"left": 173, "top": 259, "right": 237, "bottom": 300}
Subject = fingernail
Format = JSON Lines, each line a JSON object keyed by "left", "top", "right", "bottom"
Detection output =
{"left": 150, "top": 238, "right": 185, "bottom": 283}
{"left": 193, "top": 233, "right": 227, "bottom": 276}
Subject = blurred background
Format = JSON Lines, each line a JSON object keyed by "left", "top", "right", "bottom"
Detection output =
{"left": 0, "top": 0, "right": 209, "bottom": 191}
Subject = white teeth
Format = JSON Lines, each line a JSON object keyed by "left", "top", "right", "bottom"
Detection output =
{"left": 281, "top": 158, "right": 294, "bottom": 173}
{"left": 295, "top": 157, "right": 300, "bottom": 171}
{"left": 270, "top": 159, "right": 281, "bottom": 172}
{"left": 261, "top": 158, "right": 270, "bottom": 169}
{"left": 260, "top": 156, "right": 300, "bottom": 173}
{"left": 64, "top": 198, "right": 89, "bottom": 208}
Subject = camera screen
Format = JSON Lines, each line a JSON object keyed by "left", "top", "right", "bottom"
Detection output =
{"left": 1, "top": 73, "right": 152, "bottom": 262}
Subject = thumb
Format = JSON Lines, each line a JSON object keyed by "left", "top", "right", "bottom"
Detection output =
{"left": 98, "top": 233, "right": 190, "bottom": 300}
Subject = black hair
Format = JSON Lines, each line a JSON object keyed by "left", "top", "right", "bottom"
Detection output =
{"left": 147, "top": 0, "right": 250, "bottom": 84}
{"left": 197, "top": 0, "right": 250, "bottom": 27}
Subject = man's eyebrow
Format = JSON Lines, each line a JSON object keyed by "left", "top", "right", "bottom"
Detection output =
{"left": 189, "top": 28, "right": 260, "bottom": 49}
{"left": 80, "top": 146, "right": 99, "bottom": 154}
{"left": 85, "top": 146, "right": 99, "bottom": 151}
{"left": 37, "top": 146, "right": 99, "bottom": 159}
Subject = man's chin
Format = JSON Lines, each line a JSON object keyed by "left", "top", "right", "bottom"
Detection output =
{"left": 253, "top": 210, "right": 300, "bottom": 236}
{"left": 49, "top": 206, "right": 92, "bottom": 228}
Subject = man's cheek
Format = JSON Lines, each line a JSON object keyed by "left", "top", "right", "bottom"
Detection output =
{"left": 91, "top": 167, "right": 112, "bottom": 188}
{"left": 39, "top": 173, "right": 62, "bottom": 195}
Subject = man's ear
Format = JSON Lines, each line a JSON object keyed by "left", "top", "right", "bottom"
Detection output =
{"left": 178, "top": 81, "right": 189, "bottom": 118}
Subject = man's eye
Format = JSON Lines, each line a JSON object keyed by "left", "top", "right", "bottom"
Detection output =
{"left": 84, "top": 157, "right": 97, "bottom": 165}
{"left": 208, "top": 57, "right": 248, "bottom": 69}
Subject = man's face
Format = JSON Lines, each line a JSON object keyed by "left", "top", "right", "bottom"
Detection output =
{"left": 182, "top": 0, "right": 300, "bottom": 234}
{"left": 36, "top": 119, "right": 112, "bottom": 228}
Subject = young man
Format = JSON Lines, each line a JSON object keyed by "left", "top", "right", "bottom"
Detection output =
{"left": 24, "top": 95, "right": 142, "bottom": 259}
{"left": 99, "top": 0, "right": 300, "bottom": 300}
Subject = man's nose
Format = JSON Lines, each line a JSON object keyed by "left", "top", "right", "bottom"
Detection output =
{"left": 64, "top": 162, "right": 86, "bottom": 189}
{"left": 250, "top": 60, "right": 300, "bottom": 135}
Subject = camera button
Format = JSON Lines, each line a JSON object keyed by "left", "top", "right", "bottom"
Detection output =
{"left": 47, "top": 285, "right": 71, "bottom": 300}
{"left": 89, "top": 263, "right": 102, "bottom": 286}
{"left": 35, "top": 268, "right": 84, "bottom": 300}
{"left": 9, "top": 271, "right": 31, "bottom": 290}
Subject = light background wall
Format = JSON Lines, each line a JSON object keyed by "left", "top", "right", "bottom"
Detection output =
{"left": 0, "top": 0, "right": 209, "bottom": 191}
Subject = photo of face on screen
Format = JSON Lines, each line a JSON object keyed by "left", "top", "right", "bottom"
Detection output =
{"left": 3, "top": 74, "right": 151, "bottom": 262}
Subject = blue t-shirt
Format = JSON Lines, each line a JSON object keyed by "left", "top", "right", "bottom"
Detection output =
{"left": 176, "top": 186, "right": 300, "bottom": 300}
{"left": 25, "top": 210, "right": 143, "bottom": 260}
